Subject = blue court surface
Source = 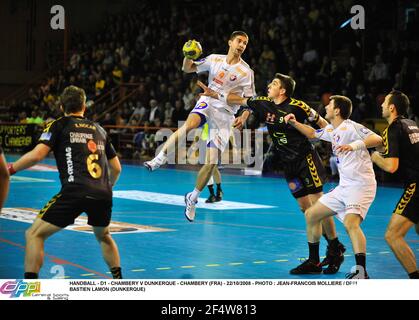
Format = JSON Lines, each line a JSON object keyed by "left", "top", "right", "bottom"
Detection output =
{"left": 1, "top": 155, "right": 418, "bottom": 279}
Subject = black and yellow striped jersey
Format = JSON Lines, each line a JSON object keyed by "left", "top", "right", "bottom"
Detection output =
{"left": 246, "top": 96, "right": 319, "bottom": 162}
{"left": 382, "top": 116, "right": 419, "bottom": 181}
{"left": 39, "top": 116, "right": 117, "bottom": 196}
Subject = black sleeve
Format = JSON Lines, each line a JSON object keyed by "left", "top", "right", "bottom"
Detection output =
{"left": 105, "top": 135, "right": 117, "bottom": 160}
{"left": 38, "top": 119, "right": 63, "bottom": 149}
{"left": 0, "top": 146, "right": 3, "bottom": 154}
{"left": 290, "top": 99, "right": 319, "bottom": 124}
{"left": 383, "top": 124, "right": 400, "bottom": 158}
{"left": 293, "top": 105, "right": 310, "bottom": 123}
{"left": 246, "top": 97, "right": 268, "bottom": 120}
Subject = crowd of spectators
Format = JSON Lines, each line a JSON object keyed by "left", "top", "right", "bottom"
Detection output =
{"left": 2, "top": 0, "right": 418, "bottom": 159}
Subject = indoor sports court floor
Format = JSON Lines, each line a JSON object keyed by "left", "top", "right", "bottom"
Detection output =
{"left": 1, "top": 155, "right": 418, "bottom": 279}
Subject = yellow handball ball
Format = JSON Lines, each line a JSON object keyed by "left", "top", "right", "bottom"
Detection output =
{"left": 182, "top": 39, "right": 203, "bottom": 60}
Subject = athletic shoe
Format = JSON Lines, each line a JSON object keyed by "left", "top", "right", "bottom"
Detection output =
{"left": 144, "top": 155, "right": 167, "bottom": 171}
{"left": 184, "top": 192, "right": 197, "bottom": 222}
{"left": 290, "top": 260, "right": 322, "bottom": 275}
{"left": 205, "top": 195, "right": 217, "bottom": 203}
{"left": 345, "top": 271, "right": 370, "bottom": 279}
{"left": 323, "top": 252, "right": 345, "bottom": 274}
{"left": 321, "top": 243, "right": 346, "bottom": 274}
{"left": 320, "top": 242, "right": 346, "bottom": 267}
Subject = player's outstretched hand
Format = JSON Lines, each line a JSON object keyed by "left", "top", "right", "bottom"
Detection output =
{"left": 284, "top": 113, "right": 296, "bottom": 125}
{"left": 196, "top": 81, "right": 218, "bottom": 99}
{"left": 233, "top": 116, "right": 246, "bottom": 130}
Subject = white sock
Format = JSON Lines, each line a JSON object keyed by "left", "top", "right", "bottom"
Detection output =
{"left": 189, "top": 188, "right": 201, "bottom": 202}
{"left": 156, "top": 151, "right": 167, "bottom": 161}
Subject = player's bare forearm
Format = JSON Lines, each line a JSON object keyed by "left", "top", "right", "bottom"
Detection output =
{"left": 182, "top": 58, "right": 197, "bottom": 73}
{"left": 288, "top": 119, "right": 316, "bottom": 139}
{"left": 364, "top": 134, "right": 383, "bottom": 149}
{"left": 371, "top": 152, "right": 399, "bottom": 174}
{"left": 227, "top": 93, "right": 248, "bottom": 106}
{"left": 12, "top": 144, "right": 51, "bottom": 172}
{"left": 196, "top": 81, "right": 249, "bottom": 106}
{"left": 241, "top": 110, "right": 251, "bottom": 121}
{"left": 109, "top": 156, "right": 122, "bottom": 186}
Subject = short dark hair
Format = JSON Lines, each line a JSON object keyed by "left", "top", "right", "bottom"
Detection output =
{"left": 330, "top": 95, "right": 352, "bottom": 119}
{"left": 60, "top": 86, "right": 86, "bottom": 113}
{"left": 389, "top": 90, "right": 410, "bottom": 116}
{"left": 230, "top": 31, "right": 249, "bottom": 41}
{"left": 274, "top": 73, "right": 296, "bottom": 97}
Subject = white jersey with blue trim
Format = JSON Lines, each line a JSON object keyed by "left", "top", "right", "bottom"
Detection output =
{"left": 194, "top": 54, "right": 255, "bottom": 114}
{"left": 315, "top": 119, "right": 376, "bottom": 187}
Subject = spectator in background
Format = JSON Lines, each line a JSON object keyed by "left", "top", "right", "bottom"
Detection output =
{"left": 172, "top": 100, "right": 187, "bottom": 126}
{"left": 341, "top": 71, "right": 356, "bottom": 100}
{"left": 329, "top": 60, "right": 343, "bottom": 93}
{"left": 148, "top": 99, "right": 160, "bottom": 125}
{"left": 101, "top": 112, "right": 116, "bottom": 127}
{"left": 19, "top": 112, "right": 28, "bottom": 124}
{"left": 182, "top": 87, "right": 195, "bottom": 111}
{"left": 369, "top": 55, "right": 389, "bottom": 92}
{"left": 164, "top": 102, "right": 174, "bottom": 123}
{"left": 26, "top": 111, "right": 44, "bottom": 126}
{"left": 95, "top": 73, "right": 106, "bottom": 97}
{"left": 346, "top": 56, "right": 363, "bottom": 83}
{"left": 351, "top": 84, "right": 372, "bottom": 122}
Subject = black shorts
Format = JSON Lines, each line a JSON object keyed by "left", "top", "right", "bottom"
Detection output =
{"left": 393, "top": 182, "right": 419, "bottom": 224}
{"left": 283, "top": 150, "right": 326, "bottom": 199}
{"left": 38, "top": 191, "right": 112, "bottom": 228}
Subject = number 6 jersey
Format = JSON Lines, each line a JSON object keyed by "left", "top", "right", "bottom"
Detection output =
{"left": 38, "top": 116, "right": 117, "bottom": 196}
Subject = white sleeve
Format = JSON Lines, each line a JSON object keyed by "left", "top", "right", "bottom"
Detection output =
{"left": 352, "top": 121, "right": 374, "bottom": 139}
{"left": 242, "top": 69, "right": 256, "bottom": 97}
{"left": 314, "top": 127, "right": 333, "bottom": 142}
{"left": 195, "top": 55, "right": 213, "bottom": 74}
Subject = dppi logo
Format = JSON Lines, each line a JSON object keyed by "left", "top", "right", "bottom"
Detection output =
{"left": 0, "top": 280, "right": 41, "bottom": 298}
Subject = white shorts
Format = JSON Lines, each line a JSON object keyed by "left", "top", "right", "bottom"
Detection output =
{"left": 191, "top": 97, "right": 235, "bottom": 152}
{"left": 318, "top": 184, "right": 377, "bottom": 223}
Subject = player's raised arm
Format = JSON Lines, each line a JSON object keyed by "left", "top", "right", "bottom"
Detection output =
{"left": 284, "top": 113, "right": 317, "bottom": 139}
{"left": 182, "top": 57, "right": 197, "bottom": 73}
